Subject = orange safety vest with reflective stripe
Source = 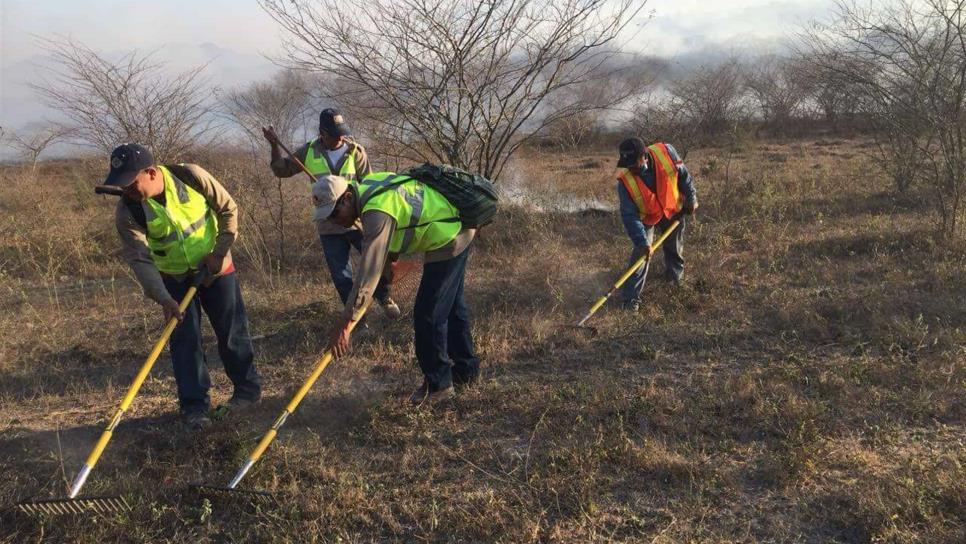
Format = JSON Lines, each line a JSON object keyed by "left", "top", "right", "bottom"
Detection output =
{"left": 617, "top": 143, "right": 682, "bottom": 226}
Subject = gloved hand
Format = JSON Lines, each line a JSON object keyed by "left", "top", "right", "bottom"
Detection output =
{"left": 161, "top": 298, "right": 183, "bottom": 323}
{"left": 262, "top": 125, "right": 280, "bottom": 146}
{"left": 202, "top": 253, "right": 226, "bottom": 286}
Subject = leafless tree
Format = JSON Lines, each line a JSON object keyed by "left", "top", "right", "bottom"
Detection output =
{"left": 217, "top": 69, "right": 321, "bottom": 269}
{"left": 543, "top": 51, "right": 655, "bottom": 151}
{"left": 31, "top": 37, "right": 216, "bottom": 162}
{"left": 259, "top": 0, "right": 646, "bottom": 179}
{"left": 669, "top": 59, "right": 750, "bottom": 140}
{"left": 3, "top": 124, "right": 75, "bottom": 171}
{"left": 789, "top": 51, "right": 866, "bottom": 130}
{"left": 219, "top": 69, "right": 318, "bottom": 149}
{"left": 627, "top": 91, "right": 702, "bottom": 159}
{"left": 800, "top": 0, "right": 966, "bottom": 237}
{"left": 745, "top": 56, "right": 809, "bottom": 135}
{"left": 626, "top": 59, "right": 749, "bottom": 157}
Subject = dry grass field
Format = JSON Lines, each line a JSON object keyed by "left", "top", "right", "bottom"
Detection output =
{"left": 0, "top": 138, "right": 963, "bottom": 542}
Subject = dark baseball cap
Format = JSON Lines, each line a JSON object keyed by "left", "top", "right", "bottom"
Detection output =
{"left": 617, "top": 137, "right": 646, "bottom": 168}
{"left": 102, "top": 143, "right": 154, "bottom": 186}
{"left": 319, "top": 108, "right": 350, "bottom": 137}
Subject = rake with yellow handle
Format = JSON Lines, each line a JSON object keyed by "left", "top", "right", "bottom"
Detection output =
{"left": 14, "top": 267, "right": 208, "bottom": 515}
{"left": 572, "top": 218, "right": 682, "bottom": 335}
{"left": 191, "top": 299, "right": 374, "bottom": 502}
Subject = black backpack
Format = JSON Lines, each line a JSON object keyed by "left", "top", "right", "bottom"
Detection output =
{"left": 400, "top": 163, "right": 499, "bottom": 228}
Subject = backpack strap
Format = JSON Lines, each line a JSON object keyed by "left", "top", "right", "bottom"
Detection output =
{"left": 124, "top": 197, "right": 148, "bottom": 230}
{"left": 164, "top": 163, "right": 200, "bottom": 189}
{"left": 123, "top": 163, "right": 203, "bottom": 230}
{"left": 361, "top": 174, "right": 460, "bottom": 230}
{"left": 395, "top": 217, "right": 460, "bottom": 230}
{"left": 360, "top": 174, "right": 412, "bottom": 203}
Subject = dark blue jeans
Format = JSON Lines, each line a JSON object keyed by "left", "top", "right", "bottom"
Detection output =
{"left": 413, "top": 247, "right": 479, "bottom": 391}
{"left": 319, "top": 230, "right": 390, "bottom": 305}
{"left": 162, "top": 272, "right": 262, "bottom": 415}
{"left": 621, "top": 217, "right": 686, "bottom": 304}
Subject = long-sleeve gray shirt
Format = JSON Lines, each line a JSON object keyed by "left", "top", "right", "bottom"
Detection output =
{"left": 270, "top": 138, "right": 372, "bottom": 236}
{"left": 340, "top": 186, "right": 475, "bottom": 322}
{"left": 115, "top": 164, "right": 238, "bottom": 304}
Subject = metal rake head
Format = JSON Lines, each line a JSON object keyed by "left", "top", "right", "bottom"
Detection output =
{"left": 15, "top": 495, "right": 130, "bottom": 515}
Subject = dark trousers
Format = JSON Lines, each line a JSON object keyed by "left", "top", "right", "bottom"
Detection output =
{"left": 162, "top": 272, "right": 262, "bottom": 414}
{"left": 412, "top": 247, "right": 479, "bottom": 391}
{"left": 319, "top": 230, "right": 390, "bottom": 305}
{"left": 622, "top": 217, "right": 686, "bottom": 304}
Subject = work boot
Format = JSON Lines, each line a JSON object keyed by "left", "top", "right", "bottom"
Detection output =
{"left": 409, "top": 381, "right": 454, "bottom": 405}
{"left": 227, "top": 394, "right": 260, "bottom": 409}
{"left": 183, "top": 411, "right": 212, "bottom": 431}
{"left": 211, "top": 394, "right": 260, "bottom": 420}
{"left": 453, "top": 370, "right": 480, "bottom": 390}
{"left": 380, "top": 298, "right": 402, "bottom": 319}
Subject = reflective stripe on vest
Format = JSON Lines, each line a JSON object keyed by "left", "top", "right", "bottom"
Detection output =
{"left": 143, "top": 165, "right": 218, "bottom": 275}
{"left": 303, "top": 139, "right": 358, "bottom": 180}
{"left": 357, "top": 172, "right": 461, "bottom": 255}
{"left": 618, "top": 142, "right": 682, "bottom": 226}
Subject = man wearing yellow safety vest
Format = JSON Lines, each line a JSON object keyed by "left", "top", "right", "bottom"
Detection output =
{"left": 616, "top": 137, "right": 698, "bottom": 310}
{"left": 104, "top": 143, "right": 262, "bottom": 430}
{"left": 318, "top": 172, "right": 480, "bottom": 404}
{"left": 263, "top": 108, "right": 399, "bottom": 319}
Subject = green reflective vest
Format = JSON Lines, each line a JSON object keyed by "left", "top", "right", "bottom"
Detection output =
{"left": 143, "top": 165, "right": 218, "bottom": 275}
{"left": 358, "top": 172, "right": 462, "bottom": 255}
{"left": 303, "top": 139, "right": 358, "bottom": 180}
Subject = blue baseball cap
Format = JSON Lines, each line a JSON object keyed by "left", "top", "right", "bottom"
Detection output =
{"left": 319, "top": 108, "right": 350, "bottom": 138}
{"left": 102, "top": 143, "right": 154, "bottom": 187}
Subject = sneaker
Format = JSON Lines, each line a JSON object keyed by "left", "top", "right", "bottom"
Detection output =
{"left": 380, "top": 298, "right": 402, "bottom": 319}
{"left": 622, "top": 300, "right": 640, "bottom": 313}
{"left": 409, "top": 381, "right": 454, "bottom": 405}
{"left": 183, "top": 411, "right": 212, "bottom": 431}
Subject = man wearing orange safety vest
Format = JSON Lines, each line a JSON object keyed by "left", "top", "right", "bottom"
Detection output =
{"left": 616, "top": 137, "right": 698, "bottom": 310}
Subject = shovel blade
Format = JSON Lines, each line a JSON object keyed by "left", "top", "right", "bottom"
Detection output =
{"left": 15, "top": 495, "right": 130, "bottom": 515}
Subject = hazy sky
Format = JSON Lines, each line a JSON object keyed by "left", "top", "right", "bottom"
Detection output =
{"left": 0, "top": 0, "right": 837, "bottom": 130}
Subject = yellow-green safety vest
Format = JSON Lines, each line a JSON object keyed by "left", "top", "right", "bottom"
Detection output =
{"left": 303, "top": 139, "right": 358, "bottom": 180}
{"left": 357, "top": 172, "right": 462, "bottom": 255}
{"left": 143, "top": 165, "right": 218, "bottom": 275}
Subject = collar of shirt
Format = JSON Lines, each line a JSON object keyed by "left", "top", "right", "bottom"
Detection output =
{"left": 325, "top": 143, "right": 349, "bottom": 165}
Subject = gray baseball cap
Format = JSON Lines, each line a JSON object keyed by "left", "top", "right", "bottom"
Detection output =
{"left": 312, "top": 174, "right": 350, "bottom": 222}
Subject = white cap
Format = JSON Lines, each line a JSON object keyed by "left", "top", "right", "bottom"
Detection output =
{"left": 312, "top": 174, "right": 350, "bottom": 222}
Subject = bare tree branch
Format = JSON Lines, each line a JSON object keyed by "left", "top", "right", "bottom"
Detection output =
{"left": 31, "top": 36, "right": 218, "bottom": 162}
{"left": 259, "top": 0, "right": 646, "bottom": 179}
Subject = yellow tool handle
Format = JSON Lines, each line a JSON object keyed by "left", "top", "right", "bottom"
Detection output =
{"left": 576, "top": 219, "right": 681, "bottom": 326}
{"left": 614, "top": 219, "right": 680, "bottom": 291}
{"left": 229, "top": 303, "right": 371, "bottom": 488}
{"left": 71, "top": 277, "right": 204, "bottom": 497}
